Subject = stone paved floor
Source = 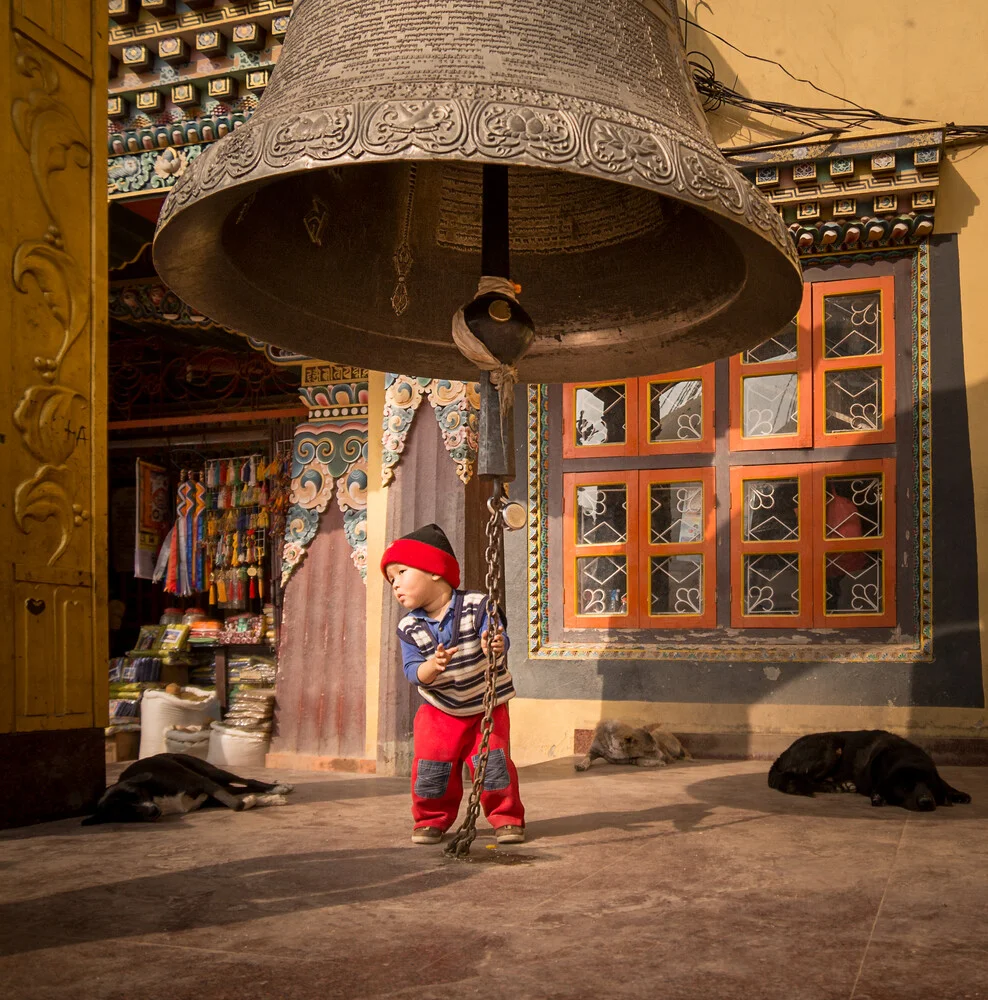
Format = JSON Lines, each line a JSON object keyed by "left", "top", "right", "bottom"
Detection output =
{"left": 1, "top": 758, "right": 986, "bottom": 1000}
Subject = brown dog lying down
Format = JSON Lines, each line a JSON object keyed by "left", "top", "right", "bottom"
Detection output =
{"left": 575, "top": 721, "right": 692, "bottom": 771}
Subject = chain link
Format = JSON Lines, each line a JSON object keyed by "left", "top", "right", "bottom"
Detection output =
{"left": 444, "top": 478, "right": 505, "bottom": 858}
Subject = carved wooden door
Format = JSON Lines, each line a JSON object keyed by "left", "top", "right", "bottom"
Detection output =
{"left": 1, "top": 3, "right": 107, "bottom": 737}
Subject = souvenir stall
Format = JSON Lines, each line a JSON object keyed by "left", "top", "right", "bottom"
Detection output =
{"left": 106, "top": 439, "right": 294, "bottom": 765}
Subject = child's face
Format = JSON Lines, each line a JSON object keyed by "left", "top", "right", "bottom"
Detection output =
{"left": 386, "top": 563, "right": 447, "bottom": 610}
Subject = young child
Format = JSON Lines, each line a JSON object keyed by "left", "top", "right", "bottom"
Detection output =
{"left": 381, "top": 523, "right": 526, "bottom": 846}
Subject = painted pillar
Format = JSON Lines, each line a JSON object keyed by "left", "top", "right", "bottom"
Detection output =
{"left": 268, "top": 366, "right": 373, "bottom": 768}
{"left": 375, "top": 376, "right": 486, "bottom": 776}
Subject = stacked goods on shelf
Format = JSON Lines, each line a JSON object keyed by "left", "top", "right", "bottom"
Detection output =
{"left": 208, "top": 653, "right": 277, "bottom": 769}
{"left": 227, "top": 654, "right": 276, "bottom": 688}
{"left": 188, "top": 658, "right": 217, "bottom": 689}
{"left": 262, "top": 604, "right": 277, "bottom": 645}
{"left": 187, "top": 619, "right": 223, "bottom": 646}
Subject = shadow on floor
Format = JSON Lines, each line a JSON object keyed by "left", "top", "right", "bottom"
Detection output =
{"left": 684, "top": 768, "right": 984, "bottom": 821}
{"left": 0, "top": 847, "right": 475, "bottom": 957}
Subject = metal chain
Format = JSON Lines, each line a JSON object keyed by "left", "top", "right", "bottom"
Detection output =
{"left": 444, "top": 478, "right": 505, "bottom": 858}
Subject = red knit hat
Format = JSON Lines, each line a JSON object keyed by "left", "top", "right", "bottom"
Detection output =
{"left": 381, "top": 523, "right": 460, "bottom": 589}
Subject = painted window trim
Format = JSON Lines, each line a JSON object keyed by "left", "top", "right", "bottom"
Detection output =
{"left": 561, "top": 379, "right": 639, "bottom": 459}
{"left": 639, "top": 467, "right": 717, "bottom": 628}
{"left": 730, "top": 460, "right": 897, "bottom": 629}
{"left": 812, "top": 275, "right": 897, "bottom": 448}
{"left": 563, "top": 470, "right": 640, "bottom": 628}
{"left": 730, "top": 463, "right": 815, "bottom": 629}
{"left": 814, "top": 457, "right": 897, "bottom": 628}
{"left": 729, "top": 284, "right": 813, "bottom": 451}
{"left": 638, "top": 366, "right": 716, "bottom": 455}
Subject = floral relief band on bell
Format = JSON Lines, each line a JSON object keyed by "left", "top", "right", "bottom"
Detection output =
{"left": 381, "top": 522, "right": 461, "bottom": 589}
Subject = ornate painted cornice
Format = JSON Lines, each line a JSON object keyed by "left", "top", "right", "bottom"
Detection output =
{"left": 731, "top": 126, "right": 942, "bottom": 257}
{"left": 381, "top": 375, "right": 480, "bottom": 487}
{"left": 109, "top": 0, "right": 293, "bottom": 44}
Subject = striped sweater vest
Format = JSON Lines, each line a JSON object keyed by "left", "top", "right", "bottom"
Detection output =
{"left": 397, "top": 591, "right": 515, "bottom": 717}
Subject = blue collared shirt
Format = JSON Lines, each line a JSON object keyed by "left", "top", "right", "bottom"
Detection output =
{"left": 399, "top": 590, "right": 509, "bottom": 684}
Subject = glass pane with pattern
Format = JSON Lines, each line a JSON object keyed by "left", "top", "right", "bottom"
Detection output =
{"left": 823, "top": 291, "right": 882, "bottom": 357}
{"left": 576, "top": 556, "right": 629, "bottom": 616}
{"left": 742, "top": 478, "right": 800, "bottom": 541}
{"left": 742, "top": 317, "right": 798, "bottom": 364}
{"left": 574, "top": 384, "right": 627, "bottom": 446}
{"left": 647, "top": 379, "right": 703, "bottom": 443}
{"left": 649, "top": 481, "right": 703, "bottom": 544}
{"left": 824, "top": 367, "right": 883, "bottom": 434}
{"left": 825, "top": 551, "right": 884, "bottom": 615}
{"left": 650, "top": 554, "right": 703, "bottom": 615}
{"left": 825, "top": 474, "right": 883, "bottom": 539}
{"left": 742, "top": 374, "right": 799, "bottom": 438}
{"left": 743, "top": 553, "right": 801, "bottom": 616}
{"left": 575, "top": 483, "right": 628, "bottom": 545}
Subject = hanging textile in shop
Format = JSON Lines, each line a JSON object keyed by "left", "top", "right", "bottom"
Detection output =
{"left": 135, "top": 459, "right": 170, "bottom": 579}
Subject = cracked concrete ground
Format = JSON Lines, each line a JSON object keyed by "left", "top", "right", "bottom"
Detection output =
{"left": 1, "top": 758, "right": 986, "bottom": 1000}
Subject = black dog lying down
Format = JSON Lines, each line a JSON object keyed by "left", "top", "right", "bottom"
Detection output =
{"left": 769, "top": 730, "right": 970, "bottom": 812}
{"left": 83, "top": 752, "right": 294, "bottom": 825}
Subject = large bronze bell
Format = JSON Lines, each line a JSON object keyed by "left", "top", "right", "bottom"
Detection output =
{"left": 152, "top": 0, "right": 801, "bottom": 386}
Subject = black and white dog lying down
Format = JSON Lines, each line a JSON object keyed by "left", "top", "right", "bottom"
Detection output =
{"left": 82, "top": 753, "right": 295, "bottom": 825}
{"left": 768, "top": 730, "right": 971, "bottom": 812}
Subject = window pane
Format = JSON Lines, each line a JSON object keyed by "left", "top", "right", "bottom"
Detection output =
{"left": 743, "top": 553, "right": 800, "bottom": 616}
{"left": 824, "top": 367, "right": 883, "bottom": 433}
{"left": 825, "top": 551, "right": 884, "bottom": 615}
{"left": 576, "top": 556, "right": 628, "bottom": 616}
{"left": 742, "top": 318, "right": 798, "bottom": 364}
{"left": 823, "top": 291, "right": 882, "bottom": 357}
{"left": 825, "top": 474, "right": 883, "bottom": 539}
{"left": 574, "top": 384, "right": 627, "bottom": 446}
{"left": 647, "top": 379, "right": 703, "bottom": 442}
{"left": 650, "top": 555, "right": 703, "bottom": 615}
{"left": 742, "top": 478, "right": 800, "bottom": 541}
{"left": 742, "top": 374, "right": 799, "bottom": 438}
{"left": 649, "top": 482, "right": 703, "bottom": 544}
{"left": 576, "top": 484, "right": 627, "bottom": 545}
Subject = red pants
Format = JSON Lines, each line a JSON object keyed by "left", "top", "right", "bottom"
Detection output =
{"left": 411, "top": 702, "right": 525, "bottom": 831}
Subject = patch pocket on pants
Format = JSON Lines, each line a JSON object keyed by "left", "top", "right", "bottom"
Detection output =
{"left": 471, "top": 747, "right": 510, "bottom": 791}
{"left": 414, "top": 760, "right": 452, "bottom": 799}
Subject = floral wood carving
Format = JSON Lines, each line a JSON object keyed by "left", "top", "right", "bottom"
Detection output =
{"left": 381, "top": 375, "right": 480, "bottom": 487}
{"left": 10, "top": 36, "right": 92, "bottom": 566}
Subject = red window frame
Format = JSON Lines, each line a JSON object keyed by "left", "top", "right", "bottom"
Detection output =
{"left": 812, "top": 275, "right": 897, "bottom": 447}
{"left": 730, "top": 463, "right": 815, "bottom": 628}
{"left": 730, "top": 460, "right": 897, "bottom": 628}
{"left": 638, "top": 467, "right": 717, "bottom": 628}
{"left": 562, "top": 379, "right": 639, "bottom": 459}
{"left": 812, "top": 458, "right": 897, "bottom": 627}
{"left": 563, "top": 471, "right": 640, "bottom": 628}
{"left": 638, "top": 365, "right": 716, "bottom": 455}
{"left": 729, "top": 284, "right": 812, "bottom": 451}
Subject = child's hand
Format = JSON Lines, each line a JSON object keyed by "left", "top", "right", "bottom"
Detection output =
{"left": 481, "top": 626, "right": 506, "bottom": 658}
{"left": 417, "top": 642, "right": 458, "bottom": 684}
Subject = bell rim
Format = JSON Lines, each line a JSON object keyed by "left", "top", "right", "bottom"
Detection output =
{"left": 153, "top": 110, "right": 803, "bottom": 382}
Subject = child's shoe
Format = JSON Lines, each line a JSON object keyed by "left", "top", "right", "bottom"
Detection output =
{"left": 494, "top": 825, "right": 525, "bottom": 844}
{"left": 411, "top": 826, "right": 444, "bottom": 845}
